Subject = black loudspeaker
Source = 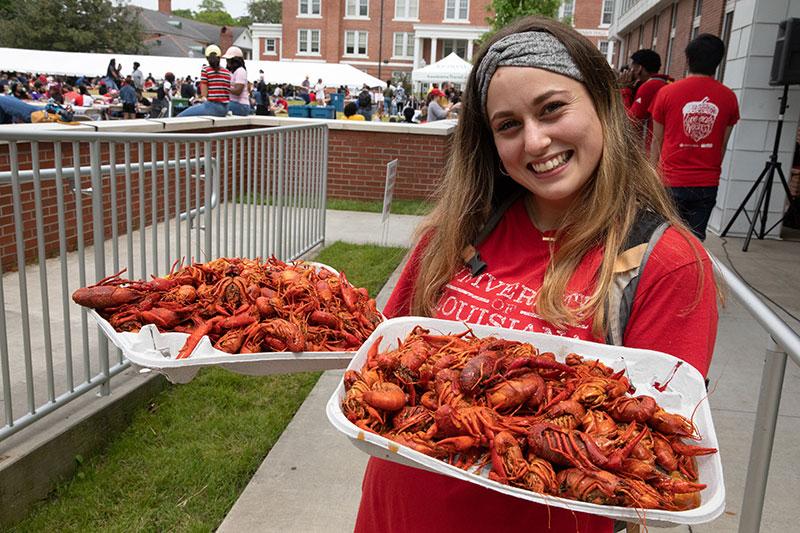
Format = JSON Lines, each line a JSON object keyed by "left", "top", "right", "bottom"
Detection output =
{"left": 770, "top": 18, "right": 800, "bottom": 86}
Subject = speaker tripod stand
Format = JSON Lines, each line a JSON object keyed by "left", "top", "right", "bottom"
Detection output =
{"left": 721, "top": 84, "right": 796, "bottom": 251}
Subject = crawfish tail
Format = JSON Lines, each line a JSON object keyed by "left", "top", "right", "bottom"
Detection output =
{"left": 72, "top": 286, "right": 142, "bottom": 310}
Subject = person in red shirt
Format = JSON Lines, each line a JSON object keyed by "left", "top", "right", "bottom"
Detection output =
{"left": 622, "top": 49, "right": 673, "bottom": 151}
{"left": 355, "top": 15, "right": 718, "bottom": 533}
{"left": 651, "top": 34, "right": 740, "bottom": 240}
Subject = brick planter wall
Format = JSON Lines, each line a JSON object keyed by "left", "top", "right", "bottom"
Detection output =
{"left": 327, "top": 128, "right": 450, "bottom": 201}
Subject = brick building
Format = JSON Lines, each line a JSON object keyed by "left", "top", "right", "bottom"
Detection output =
{"left": 610, "top": 0, "right": 731, "bottom": 78}
{"left": 608, "top": 0, "right": 800, "bottom": 238}
{"left": 255, "top": 0, "right": 493, "bottom": 81}
{"left": 560, "top": 0, "right": 617, "bottom": 65}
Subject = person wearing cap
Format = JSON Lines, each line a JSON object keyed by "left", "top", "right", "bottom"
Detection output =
{"left": 178, "top": 44, "right": 231, "bottom": 117}
{"left": 222, "top": 46, "right": 251, "bottom": 116}
{"left": 355, "top": 15, "right": 717, "bottom": 533}
{"left": 425, "top": 88, "right": 451, "bottom": 122}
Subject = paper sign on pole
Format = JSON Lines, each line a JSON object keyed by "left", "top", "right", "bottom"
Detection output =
{"left": 381, "top": 159, "right": 398, "bottom": 245}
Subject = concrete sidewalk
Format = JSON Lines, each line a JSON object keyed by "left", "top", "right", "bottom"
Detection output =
{"left": 219, "top": 219, "right": 800, "bottom": 533}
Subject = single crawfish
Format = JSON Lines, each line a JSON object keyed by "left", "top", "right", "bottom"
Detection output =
{"left": 648, "top": 407, "right": 697, "bottom": 438}
{"left": 486, "top": 372, "right": 546, "bottom": 413}
{"left": 489, "top": 431, "right": 558, "bottom": 495}
{"left": 605, "top": 394, "right": 658, "bottom": 424}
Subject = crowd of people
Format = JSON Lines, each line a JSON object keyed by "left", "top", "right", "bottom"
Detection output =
{"left": 0, "top": 42, "right": 468, "bottom": 126}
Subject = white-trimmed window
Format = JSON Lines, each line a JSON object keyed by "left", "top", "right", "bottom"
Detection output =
{"left": 298, "top": 29, "right": 321, "bottom": 54}
{"left": 346, "top": 0, "right": 369, "bottom": 18}
{"left": 298, "top": 0, "right": 320, "bottom": 16}
{"left": 345, "top": 30, "right": 368, "bottom": 56}
{"left": 665, "top": 2, "right": 677, "bottom": 73}
{"left": 445, "top": 0, "right": 469, "bottom": 21}
{"left": 601, "top": 0, "right": 614, "bottom": 26}
{"left": 395, "top": 0, "right": 419, "bottom": 20}
{"left": 598, "top": 40, "right": 613, "bottom": 64}
{"left": 393, "top": 32, "right": 414, "bottom": 58}
{"left": 651, "top": 14, "right": 659, "bottom": 47}
{"left": 559, "top": 0, "right": 574, "bottom": 25}
{"left": 442, "top": 39, "right": 467, "bottom": 59}
{"left": 264, "top": 38, "right": 276, "bottom": 54}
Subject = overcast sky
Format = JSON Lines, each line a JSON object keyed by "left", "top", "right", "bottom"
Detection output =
{"left": 126, "top": 0, "right": 250, "bottom": 19}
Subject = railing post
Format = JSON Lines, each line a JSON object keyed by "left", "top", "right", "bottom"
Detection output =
{"left": 276, "top": 130, "right": 285, "bottom": 259}
{"left": 738, "top": 337, "right": 788, "bottom": 533}
{"left": 91, "top": 141, "right": 111, "bottom": 396}
{"left": 204, "top": 141, "right": 213, "bottom": 260}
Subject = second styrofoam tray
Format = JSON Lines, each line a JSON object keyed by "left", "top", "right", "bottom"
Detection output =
{"left": 326, "top": 317, "right": 725, "bottom": 527}
{"left": 89, "top": 261, "right": 373, "bottom": 383}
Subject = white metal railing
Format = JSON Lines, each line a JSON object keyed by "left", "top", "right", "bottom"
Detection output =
{"left": 0, "top": 123, "right": 328, "bottom": 441}
{"left": 711, "top": 257, "right": 800, "bottom": 532}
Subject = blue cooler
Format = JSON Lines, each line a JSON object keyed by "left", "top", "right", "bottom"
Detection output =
{"left": 288, "top": 105, "right": 311, "bottom": 118}
{"left": 310, "top": 105, "right": 336, "bottom": 119}
{"left": 328, "top": 93, "right": 344, "bottom": 113}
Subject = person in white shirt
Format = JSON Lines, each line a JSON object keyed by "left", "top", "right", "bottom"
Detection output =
{"left": 314, "top": 78, "right": 326, "bottom": 105}
{"left": 223, "top": 46, "right": 251, "bottom": 116}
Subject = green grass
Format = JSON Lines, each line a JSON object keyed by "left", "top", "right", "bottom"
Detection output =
{"left": 13, "top": 242, "right": 407, "bottom": 532}
{"left": 315, "top": 241, "right": 408, "bottom": 297}
{"left": 232, "top": 196, "right": 434, "bottom": 216}
{"left": 326, "top": 197, "right": 434, "bottom": 216}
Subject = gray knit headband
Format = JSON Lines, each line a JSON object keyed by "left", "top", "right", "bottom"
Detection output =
{"left": 476, "top": 31, "right": 584, "bottom": 113}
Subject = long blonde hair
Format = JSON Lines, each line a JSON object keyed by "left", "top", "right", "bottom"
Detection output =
{"left": 411, "top": 16, "right": 696, "bottom": 337}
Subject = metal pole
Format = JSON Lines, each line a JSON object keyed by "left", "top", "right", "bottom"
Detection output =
{"left": 738, "top": 338, "right": 788, "bottom": 533}
{"left": 377, "top": 0, "right": 385, "bottom": 80}
{"left": 204, "top": 141, "right": 213, "bottom": 260}
{"left": 90, "top": 141, "right": 110, "bottom": 396}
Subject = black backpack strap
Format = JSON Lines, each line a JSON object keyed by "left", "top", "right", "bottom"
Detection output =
{"left": 461, "top": 190, "right": 525, "bottom": 276}
{"left": 605, "top": 210, "right": 669, "bottom": 346}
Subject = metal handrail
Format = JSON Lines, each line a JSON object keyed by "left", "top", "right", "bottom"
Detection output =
{"left": 0, "top": 123, "right": 317, "bottom": 143}
{"left": 0, "top": 122, "right": 329, "bottom": 442}
{"left": 0, "top": 157, "right": 219, "bottom": 223}
{"left": 711, "top": 256, "right": 800, "bottom": 532}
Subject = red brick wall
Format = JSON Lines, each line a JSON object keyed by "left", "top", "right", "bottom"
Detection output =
{"left": 326, "top": 129, "right": 450, "bottom": 201}
{"left": 573, "top": 0, "right": 603, "bottom": 29}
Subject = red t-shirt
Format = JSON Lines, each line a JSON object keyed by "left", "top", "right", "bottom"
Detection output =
{"left": 200, "top": 65, "right": 231, "bottom": 103}
{"left": 651, "top": 76, "right": 740, "bottom": 188}
{"left": 355, "top": 199, "right": 718, "bottom": 533}
{"left": 626, "top": 74, "right": 672, "bottom": 151}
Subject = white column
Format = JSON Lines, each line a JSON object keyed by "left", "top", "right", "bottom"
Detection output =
{"left": 711, "top": 1, "right": 800, "bottom": 237}
{"left": 430, "top": 38, "right": 438, "bottom": 64}
{"left": 413, "top": 36, "right": 421, "bottom": 69}
{"left": 467, "top": 39, "right": 474, "bottom": 61}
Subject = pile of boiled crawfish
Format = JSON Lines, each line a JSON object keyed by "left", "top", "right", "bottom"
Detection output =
{"left": 342, "top": 326, "right": 716, "bottom": 512}
{"left": 72, "top": 257, "right": 383, "bottom": 358}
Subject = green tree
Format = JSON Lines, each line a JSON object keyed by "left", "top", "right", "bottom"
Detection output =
{"left": 0, "top": 0, "right": 143, "bottom": 54}
{"left": 172, "top": 8, "right": 195, "bottom": 18}
{"left": 247, "top": 0, "right": 282, "bottom": 23}
{"left": 194, "top": 0, "right": 236, "bottom": 26}
{"left": 195, "top": 10, "right": 236, "bottom": 25}
{"left": 199, "top": 0, "right": 225, "bottom": 10}
{"left": 483, "top": 0, "right": 561, "bottom": 42}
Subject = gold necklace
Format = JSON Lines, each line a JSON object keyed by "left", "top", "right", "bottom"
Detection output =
{"left": 524, "top": 195, "right": 557, "bottom": 242}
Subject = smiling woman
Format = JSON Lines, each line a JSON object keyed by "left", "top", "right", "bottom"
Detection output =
{"left": 355, "top": 14, "right": 721, "bottom": 533}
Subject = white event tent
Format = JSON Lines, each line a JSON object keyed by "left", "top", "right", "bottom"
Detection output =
{"left": 411, "top": 52, "right": 473, "bottom": 85}
{"left": 0, "top": 47, "right": 385, "bottom": 89}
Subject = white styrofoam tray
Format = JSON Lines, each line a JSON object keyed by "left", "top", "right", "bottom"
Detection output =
{"left": 326, "top": 317, "right": 725, "bottom": 527}
{"left": 89, "top": 261, "right": 374, "bottom": 383}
